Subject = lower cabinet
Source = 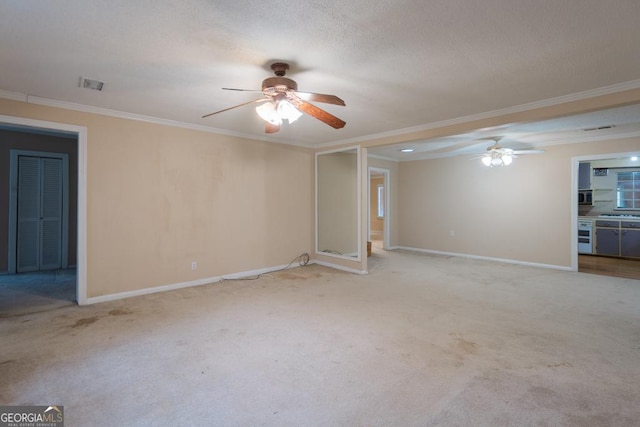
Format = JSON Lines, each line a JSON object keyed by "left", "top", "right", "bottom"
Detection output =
{"left": 595, "top": 220, "right": 640, "bottom": 258}
{"left": 621, "top": 229, "right": 640, "bottom": 258}
{"left": 596, "top": 227, "right": 620, "bottom": 256}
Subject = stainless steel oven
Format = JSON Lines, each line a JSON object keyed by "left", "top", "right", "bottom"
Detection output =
{"left": 578, "top": 219, "right": 593, "bottom": 254}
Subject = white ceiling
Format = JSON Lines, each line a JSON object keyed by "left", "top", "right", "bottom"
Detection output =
{"left": 2, "top": 1, "right": 640, "bottom": 156}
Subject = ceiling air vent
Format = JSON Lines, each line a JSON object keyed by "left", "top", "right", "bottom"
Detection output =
{"left": 78, "top": 76, "right": 104, "bottom": 91}
{"left": 583, "top": 125, "right": 614, "bottom": 131}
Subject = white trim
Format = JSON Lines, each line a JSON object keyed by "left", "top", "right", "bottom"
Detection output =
{"left": 0, "top": 89, "right": 28, "bottom": 102}
{"left": 76, "top": 127, "right": 88, "bottom": 304}
{"left": 312, "top": 259, "right": 368, "bottom": 275}
{"left": 0, "top": 115, "right": 88, "bottom": 305}
{"left": 321, "top": 78, "right": 640, "bottom": 148}
{"left": 571, "top": 157, "right": 580, "bottom": 271}
{"left": 395, "top": 246, "right": 573, "bottom": 271}
{"left": 85, "top": 262, "right": 299, "bottom": 305}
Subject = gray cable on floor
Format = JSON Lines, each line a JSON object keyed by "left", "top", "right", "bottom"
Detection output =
{"left": 219, "top": 252, "right": 310, "bottom": 282}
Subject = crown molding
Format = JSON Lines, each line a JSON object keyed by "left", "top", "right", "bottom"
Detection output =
{"left": 26, "top": 95, "right": 276, "bottom": 140}
{"left": 0, "top": 89, "right": 28, "bottom": 102}
{"left": 391, "top": 129, "right": 640, "bottom": 162}
{"left": 4, "top": 78, "right": 640, "bottom": 151}
{"left": 322, "top": 79, "right": 640, "bottom": 148}
{"left": 0, "top": 90, "right": 310, "bottom": 147}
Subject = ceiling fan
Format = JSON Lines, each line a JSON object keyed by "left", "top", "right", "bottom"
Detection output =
{"left": 202, "top": 62, "right": 346, "bottom": 134}
{"left": 478, "top": 137, "right": 545, "bottom": 166}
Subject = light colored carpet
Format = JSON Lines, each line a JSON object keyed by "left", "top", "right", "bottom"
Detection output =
{"left": 1, "top": 249, "right": 639, "bottom": 426}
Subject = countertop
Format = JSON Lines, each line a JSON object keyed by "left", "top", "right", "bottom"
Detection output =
{"left": 579, "top": 215, "right": 640, "bottom": 222}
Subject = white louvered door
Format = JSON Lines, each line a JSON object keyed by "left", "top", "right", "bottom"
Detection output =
{"left": 16, "top": 156, "right": 63, "bottom": 272}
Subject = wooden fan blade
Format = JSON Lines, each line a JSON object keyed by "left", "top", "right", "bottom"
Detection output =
{"left": 296, "top": 92, "right": 345, "bottom": 106}
{"left": 202, "top": 98, "right": 267, "bottom": 118}
{"left": 222, "top": 87, "right": 263, "bottom": 93}
{"left": 296, "top": 101, "right": 346, "bottom": 129}
{"left": 265, "top": 122, "right": 280, "bottom": 134}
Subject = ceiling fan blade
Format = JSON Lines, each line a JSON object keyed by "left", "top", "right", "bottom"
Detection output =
{"left": 202, "top": 98, "right": 267, "bottom": 118}
{"left": 265, "top": 122, "right": 280, "bottom": 134}
{"left": 296, "top": 92, "right": 345, "bottom": 106}
{"left": 512, "top": 149, "right": 545, "bottom": 155}
{"left": 296, "top": 101, "right": 346, "bottom": 129}
{"left": 222, "top": 87, "right": 263, "bottom": 93}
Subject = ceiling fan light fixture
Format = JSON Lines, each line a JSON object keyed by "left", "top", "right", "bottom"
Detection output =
{"left": 256, "top": 102, "right": 282, "bottom": 125}
{"left": 482, "top": 151, "right": 513, "bottom": 167}
{"left": 277, "top": 100, "right": 303, "bottom": 123}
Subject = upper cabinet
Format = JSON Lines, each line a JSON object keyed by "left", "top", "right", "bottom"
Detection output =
{"left": 579, "top": 162, "right": 591, "bottom": 189}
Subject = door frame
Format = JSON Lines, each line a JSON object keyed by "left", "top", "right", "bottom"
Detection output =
{"left": 1, "top": 115, "right": 87, "bottom": 304}
{"left": 368, "top": 166, "right": 390, "bottom": 250}
{"left": 8, "top": 150, "right": 70, "bottom": 273}
{"left": 571, "top": 150, "right": 638, "bottom": 272}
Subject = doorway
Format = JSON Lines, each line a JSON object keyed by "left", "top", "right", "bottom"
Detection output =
{"left": 573, "top": 153, "right": 640, "bottom": 280}
{"left": 368, "top": 167, "right": 390, "bottom": 252}
{"left": 0, "top": 115, "right": 87, "bottom": 304}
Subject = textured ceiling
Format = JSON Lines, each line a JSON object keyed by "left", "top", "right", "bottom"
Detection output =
{"left": 2, "top": 1, "right": 640, "bottom": 153}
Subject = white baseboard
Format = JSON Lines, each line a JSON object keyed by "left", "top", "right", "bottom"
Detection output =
{"left": 83, "top": 262, "right": 295, "bottom": 305}
{"left": 394, "top": 246, "right": 572, "bottom": 271}
{"left": 312, "top": 259, "right": 368, "bottom": 275}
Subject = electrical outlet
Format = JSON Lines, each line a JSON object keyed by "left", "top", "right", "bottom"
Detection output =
{"left": 191, "top": 261, "right": 197, "bottom": 270}
{"left": 449, "top": 230, "right": 455, "bottom": 237}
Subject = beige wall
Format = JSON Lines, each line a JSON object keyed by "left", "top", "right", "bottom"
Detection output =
{"left": 0, "top": 98, "right": 312, "bottom": 299}
{"left": 3, "top": 86, "right": 639, "bottom": 295}
{"left": 396, "top": 137, "right": 640, "bottom": 267}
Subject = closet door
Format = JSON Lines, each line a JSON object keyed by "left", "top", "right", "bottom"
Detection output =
{"left": 40, "top": 157, "right": 63, "bottom": 270}
{"left": 16, "top": 156, "right": 63, "bottom": 272}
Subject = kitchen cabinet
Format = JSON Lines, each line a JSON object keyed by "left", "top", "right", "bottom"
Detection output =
{"left": 596, "top": 227, "right": 620, "bottom": 256}
{"left": 595, "top": 219, "right": 640, "bottom": 258}
{"left": 621, "top": 221, "right": 640, "bottom": 258}
{"left": 578, "top": 162, "right": 591, "bottom": 189}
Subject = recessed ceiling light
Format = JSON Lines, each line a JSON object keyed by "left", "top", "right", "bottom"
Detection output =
{"left": 631, "top": 156, "right": 639, "bottom": 161}
{"left": 79, "top": 76, "right": 104, "bottom": 91}
{"left": 400, "top": 148, "right": 414, "bottom": 153}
